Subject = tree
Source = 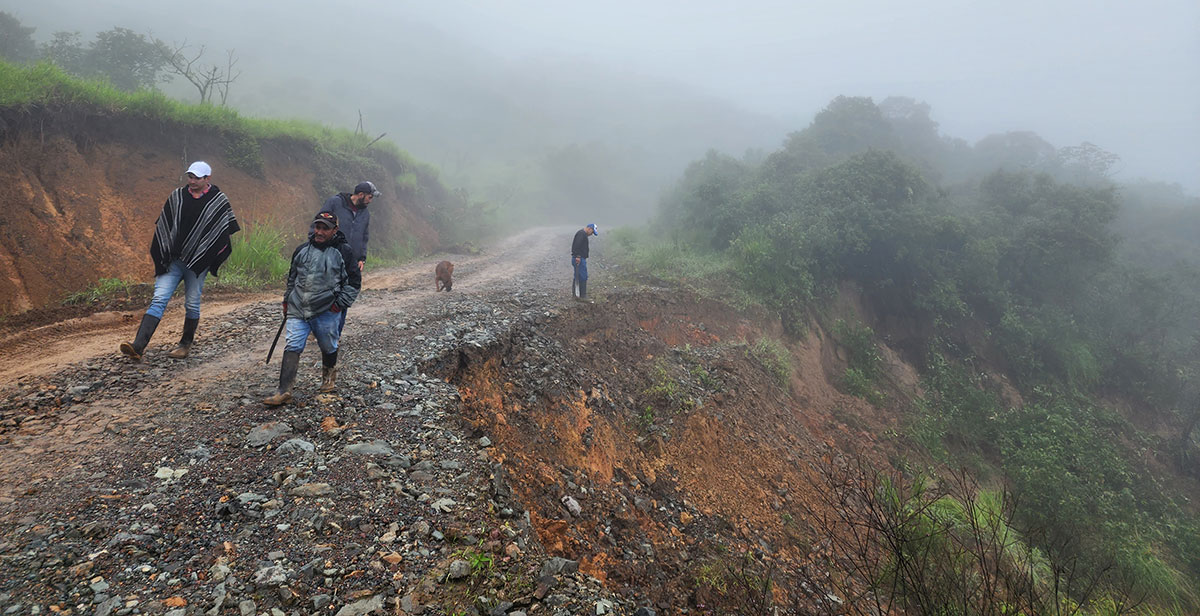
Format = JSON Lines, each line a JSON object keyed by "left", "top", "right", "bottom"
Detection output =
{"left": 89, "top": 28, "right": 166, "bottom": 91}
{"left": 155, "top": 38, "right": 241, "bottom": 104}
{"left": 41, "top": 28, "right": 165, "bottom": 92}
{"left": 971, "top": 131, "right": 1060, "bottom": 178}
{"left": 41, "top": 31, "right": 87, "bottom": 74}
{"left": 0, "top": 11, "right": 37, "bottom": 63}
{"left": 1058, "top": 141, "right": 1121, "bottom": 186}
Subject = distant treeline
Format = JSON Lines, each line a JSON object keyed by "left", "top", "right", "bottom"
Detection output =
{"left": 645, "top": 94, "right": 1200, "bottom": 610}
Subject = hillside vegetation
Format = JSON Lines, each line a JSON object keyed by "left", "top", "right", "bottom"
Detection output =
{"left": 618, "top": 95, "right": 1200, "bottom": 613}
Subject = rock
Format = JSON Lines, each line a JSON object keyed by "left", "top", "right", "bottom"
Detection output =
{"left": 312, "top": 595, "right": 332, "bottom": 610}
{"left": 333, "top": 594, "right": 383, "bottom": 616}
{"left": 254, "top": 565, "right": 287, "bottom": 586}
{"left": 430, "top": 498, "right": 456, "bottom": 513}
{"left": 183, "top": 443, "right": 212, "bottom": 463}
{"left": 634, "top": 608, "right": 657, "bottom": 616}
{"left": 277, "top": 438, "right": 315, "bottom": 454}
{"left": 489, "top": 601, "right": 514, "bottom": 616}
{"left": 238, "top": 600, "right": 256, "bottom": 616}
{"left": 247, "top": 421, "right": 292, "bottom": 446}
{"left": 478, "top": 436, "right": 493, "bottom": 448}
{"left": 153, "top": 467, "right": 187, "bottom": 481}
{"left": 447, "top": 560, "right": 470, "bottom": 580}
{"left": 561, "top": 495, "right": 581, "bottom": 517}
{"left": 210, "top": 563, "right": 231, "bottom": 582}
{"left": 596, "top": 599, "right": 614, "bottom": 615}
{"left": 344, "top": 440, "right": 395, "bottom": 456}
{"left": 539, "top": 557, "right": 579, "bottom": 578}
{"left": 290, "top": 483, "right": 333, "bottom": 497}
{"left": 94, "top": 596, "right": 122, "bottom": 616}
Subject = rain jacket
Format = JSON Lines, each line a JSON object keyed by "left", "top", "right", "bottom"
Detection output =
{"left": 284, "top": 230, "right": 361, "bottom": 320}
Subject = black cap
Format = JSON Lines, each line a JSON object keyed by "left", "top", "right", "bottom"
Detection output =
{"left": 313, "top": 211, "right": 338, "bottom": 228}
{"left": 354, "top": 181, "right": 380, "bottom": 197}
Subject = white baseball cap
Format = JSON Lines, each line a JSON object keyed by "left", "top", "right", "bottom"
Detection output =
{"left": 186, "top": 161, "right": 212, "bottom": 177}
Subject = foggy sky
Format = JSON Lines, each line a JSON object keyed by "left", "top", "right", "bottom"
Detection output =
{"left": 4, "top": 0, "right": 1198, "bottom": 192}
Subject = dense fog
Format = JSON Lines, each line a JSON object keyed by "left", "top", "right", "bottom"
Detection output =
{"left": 2, "top": 0, "right": 1197, "bottom": 223}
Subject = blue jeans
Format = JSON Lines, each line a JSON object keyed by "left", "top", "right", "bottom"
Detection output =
{"left": 147, "top": 260, "right": 208, "bottom": 319}
{"left": 284, "top": 309, "right": 342, "bottom": 354}
{"left": 573, "top": 257, "right": 588, "bottom": 282}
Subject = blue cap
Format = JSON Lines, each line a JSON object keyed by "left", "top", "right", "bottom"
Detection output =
{"left": 587, "top": 223, "right": 599, "bottom": 236}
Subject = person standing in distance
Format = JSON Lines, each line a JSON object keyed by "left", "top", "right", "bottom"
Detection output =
{"left": 571, "top": 223, "right": 599, "bottom": 303}
{"left": 120, "top": 161, "right": 239, "bottom": 361}
{"left": 263, "top": 211, "right": 361, "bottom": 405}
{"left": 318, "top": 181, "right": 377, "bottom": 334}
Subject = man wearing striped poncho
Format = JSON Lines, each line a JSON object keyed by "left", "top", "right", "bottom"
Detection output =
{"left": 120, "top": 161, "right": 240, "bottom": 361}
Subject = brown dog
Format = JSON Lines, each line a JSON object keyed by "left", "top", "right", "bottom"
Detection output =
{"left": 435, "top": 260, "right": 454, "bottom": 291}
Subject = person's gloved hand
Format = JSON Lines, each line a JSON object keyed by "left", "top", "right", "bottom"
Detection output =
{"left": 330, "top": 304, "right": 342, "bottom": 313}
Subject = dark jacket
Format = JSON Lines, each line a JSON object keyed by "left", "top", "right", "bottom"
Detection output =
{"left": 319, "top": 193, "right": 370, "bottom": 264}
{"left": 571, "top": 228, "right": 590, "bottom": 259}
{"left": 284, "top": 231, "right": 362, "bottom": 320}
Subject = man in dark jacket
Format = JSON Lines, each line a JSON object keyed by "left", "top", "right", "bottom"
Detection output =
{"left": 263, "top": 212, "right": 362, "bottom": 406}
{"left": 120, "top": 161, "right": 239, "bottom": 361}
{"left": 318, "top": 180, "right": 377, "bottom": 334}
{"left": 571, "top": 223, "right": 598, "bottom": 302}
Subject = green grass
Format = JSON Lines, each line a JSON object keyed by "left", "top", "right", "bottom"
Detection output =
{"left": 611, "top": 226, "right": 737, "bottom": 286}
{"left": 0, "top": 60, "right": 425, "bottom": 182}
{"left": 63, "top": 277, "right": 138, "bottom": 305}
{"left": 211, "top": 222, "right": 292, "bottom": 289}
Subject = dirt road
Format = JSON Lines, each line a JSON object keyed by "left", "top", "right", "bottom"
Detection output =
{"left": 0, "top": 225, "right": 634, "bottom": 614}
{"left": 0, "top": 227, "right": 573, "bottom": 383}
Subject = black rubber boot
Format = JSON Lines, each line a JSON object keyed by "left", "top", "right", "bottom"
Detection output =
{"left": 579, "top": 279, "right": 593, "bottom": 303}
{"left": 119, "top": 314, "right": 161, "bottom": 361}
{"left": 168, "top": 317, "right": 199, "bottom": 359}
{"left": 320, "top": 351, "right": 338, "bottom": 393}
{"left": 263, "top": 351, "right": 301, "bottom": 406}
